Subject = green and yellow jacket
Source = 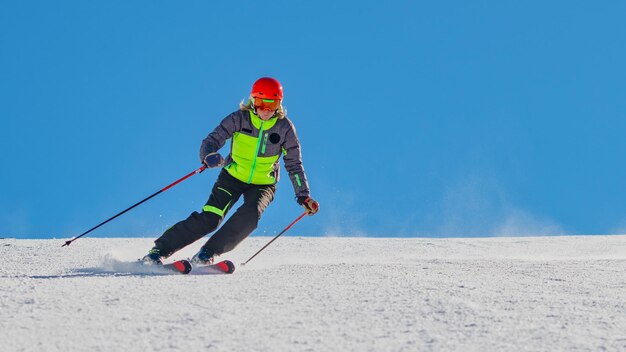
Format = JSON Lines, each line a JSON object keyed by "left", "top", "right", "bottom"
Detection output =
{"left": 200, "top": 109, "right": 310, "bottom": 198}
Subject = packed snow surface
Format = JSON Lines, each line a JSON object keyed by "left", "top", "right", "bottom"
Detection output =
{"left": 1, "top": 236, "right": 626, "bottom": 351}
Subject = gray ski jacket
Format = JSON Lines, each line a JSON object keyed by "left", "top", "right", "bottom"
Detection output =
{"left": 200, "top": 109, "right": 310, "bottom": 198}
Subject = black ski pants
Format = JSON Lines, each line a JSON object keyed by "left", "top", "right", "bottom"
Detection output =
{"left": 154, "top": 169, "right": 276, "bottom": 257}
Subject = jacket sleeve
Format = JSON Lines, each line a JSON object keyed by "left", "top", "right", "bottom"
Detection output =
{"left": 199, "top": 111, "right": 241, "bottom": 162}
{"left": 282, "top": 120, "right": 311, "bottom": 198}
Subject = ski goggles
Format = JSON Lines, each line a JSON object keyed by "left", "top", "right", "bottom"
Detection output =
{"left": 253, "top": 97, "right": 281, "bottom": 111}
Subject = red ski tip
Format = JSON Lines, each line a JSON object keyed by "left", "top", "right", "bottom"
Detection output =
{"left": 170, "top": 260, "right": 192, "bottom": 274}
{"left": 216, "top": 260, "right": 235, "bottom": 274}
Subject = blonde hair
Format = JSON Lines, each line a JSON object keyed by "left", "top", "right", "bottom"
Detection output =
{"left": 239, "top": 97, "right": 287, "bottom": 119}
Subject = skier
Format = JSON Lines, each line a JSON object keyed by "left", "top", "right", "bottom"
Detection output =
{"left": 142, "top": 77, "right": 319, "bottom": 265}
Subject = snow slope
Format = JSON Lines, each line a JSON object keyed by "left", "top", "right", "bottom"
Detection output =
{"left": 1, "top": 236, "right": 625, "bottom": 351}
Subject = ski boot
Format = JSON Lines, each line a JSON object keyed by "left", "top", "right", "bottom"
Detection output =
{"left": 191, "top": 246, "right": 214, "bottom": 265}
{"left": 141, "top": 247, "right": 164, "bottom": 265}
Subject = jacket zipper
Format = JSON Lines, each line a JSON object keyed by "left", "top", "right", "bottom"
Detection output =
{"left": 247, "top": 121, "right": 265, "bottom": 183}
{"left": 261, "top": 132, "right": 268, "bottom": 154}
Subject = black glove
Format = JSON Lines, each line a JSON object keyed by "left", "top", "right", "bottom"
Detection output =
{"left": 297, "top": 196, "right": 319, "bottom": 215}
{"left": 203, "top": 152, "right": 224, "bottom": 168}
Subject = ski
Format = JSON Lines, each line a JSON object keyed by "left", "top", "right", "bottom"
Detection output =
{"left": 163, "top": 259, "right": 193, "bottom": 274}
{"left": 191, "top": 260, "right": 236, "bottom": 275}
{"left": 137, "top": 259, "right": 192, "bottom": 275}
{"left": 136, "top": 259, "right": 233, "bottom": 275}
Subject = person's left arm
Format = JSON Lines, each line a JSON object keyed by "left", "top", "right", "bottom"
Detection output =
{"left": 282, "top": 120, "right": 319, "bottom": 215}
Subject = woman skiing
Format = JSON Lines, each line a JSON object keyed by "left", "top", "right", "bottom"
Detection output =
{"left": 142, "top": 77, "right": 319, "bottom": 265}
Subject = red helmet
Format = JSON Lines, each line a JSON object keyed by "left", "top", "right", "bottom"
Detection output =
{"left": 251, "top": 77, "right": 283, "bottom": 100}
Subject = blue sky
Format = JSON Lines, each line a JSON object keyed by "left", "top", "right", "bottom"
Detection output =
{"left": 1, "top": 1, "right": 625, "bottom": 239}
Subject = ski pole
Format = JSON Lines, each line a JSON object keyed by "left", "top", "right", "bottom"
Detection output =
{"left": 241, "top": 211, "right": 308, "bottom": 266}
{"left": 62, "top": 165, "right": 207, "bottom": 247}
